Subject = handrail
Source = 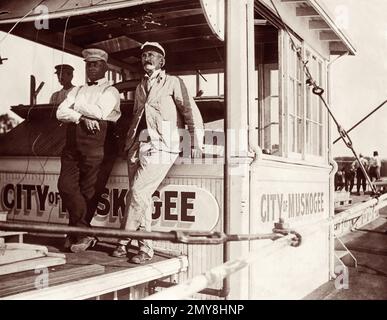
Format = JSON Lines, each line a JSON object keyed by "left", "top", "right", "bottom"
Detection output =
{"left": 144, "top": 234, "right": 295, "bottom": 300}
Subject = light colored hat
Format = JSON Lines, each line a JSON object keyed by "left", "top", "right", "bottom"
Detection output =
{"left": 141, "top": 41, "right": 165, "bottom": 57}
{"left": 82, "top": 48, "right": 108, "bottom": 62}
{"left": 54, "top": 64, "right": 74, "bottom": 74}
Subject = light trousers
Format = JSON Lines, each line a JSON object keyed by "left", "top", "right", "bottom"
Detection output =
{"left": 119, "top": 141, "right": 178, "bottom": 257}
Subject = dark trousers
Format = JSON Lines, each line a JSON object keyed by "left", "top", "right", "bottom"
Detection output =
{"left": 356, "top": 168, "right": 367, "bottom": 193}
{"left": 58, "top": 121, "right": 117, "bottom": 233}
{"left": 345, "top": 173, "right": 355, "bottom": 192}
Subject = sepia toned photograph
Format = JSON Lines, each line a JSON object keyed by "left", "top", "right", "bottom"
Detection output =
{"left": 0, "top": 0, "right": 386, "bottom": 305}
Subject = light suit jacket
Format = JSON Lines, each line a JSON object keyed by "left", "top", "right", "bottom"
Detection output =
{"left": 124, "top": 70, "right": 204, "bottom": 153}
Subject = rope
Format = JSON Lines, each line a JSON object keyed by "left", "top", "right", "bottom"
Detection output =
{"left": 269, "top": 0, "right": 378, "bottom": 196}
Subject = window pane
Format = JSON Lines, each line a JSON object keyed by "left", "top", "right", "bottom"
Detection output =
{"left": 289, "top": 80, "right": 295, "bottom": 115}
{"left": 199, "top": 73, "right": 219, "bottom": 96}
{"left": 297, "top": 116, "right": 303, "bottom": 154}
{"left": 305, "top": 121, "right": 312, "bottom": 154}
{"left": 270, "top": 70, "right": 279, "bottom": 96}
{"left": 290, "top": 116, "right": 295, "bottom": 152}
{"left": 313, "top": 123, "right": 319, "bottom": 155}
{"left": 257, "top": 64, "right": 280, "bottom": 155}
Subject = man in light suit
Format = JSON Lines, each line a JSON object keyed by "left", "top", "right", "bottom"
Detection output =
{"left": 112, "top": 42, "right": 204, "bottom": 263}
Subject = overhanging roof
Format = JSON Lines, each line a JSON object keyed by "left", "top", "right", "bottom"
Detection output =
{"left": 0, "top": 0, "right": 355, "bottom": 74}
{"left": 0, "top": 0, "right": 224, "bottom": 73}
{"left": 256, "top": 0, "right": 356, "bottom": 55}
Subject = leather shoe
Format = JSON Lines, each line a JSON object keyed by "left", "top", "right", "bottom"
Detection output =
{"left": 63, "top": 235, "right": 76, "bottom": 251}
{"left": 70, "top": 236, "right": 97, "bottom": 253}
{"left": 112, "top": 244, "right": 128, "bottom": 258}
{"left": 130, "top": 251, "right": 152, "bottom": 264}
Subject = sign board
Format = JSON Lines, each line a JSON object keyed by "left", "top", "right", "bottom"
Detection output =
{"left": 0, "top": 178, "right": 220, "bottom": 232}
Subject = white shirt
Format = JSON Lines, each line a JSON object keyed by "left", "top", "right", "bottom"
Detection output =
{"left": 371, "top": 155, "right": 381, "bottom": 167}
{"left": 144, "top": 69, "right": 161, "bottom": 92}
{"left": 56, "top": 78, "right": 121, "bottom": 123}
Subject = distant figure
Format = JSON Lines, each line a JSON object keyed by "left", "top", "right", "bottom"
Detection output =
{"left": 50, "top": 64, "right": 75, "bottom": 105}
{"left": 344, "top": 163, "right": 355, "bottom": 193}
{"left": 335, "top": 168, "right": 345, "bottom": 191}
{"left": 369, "top": 151, "right": 381, "bottom": 181}
{"left": 352, "top": 154, "right": 369, "bottom": 195}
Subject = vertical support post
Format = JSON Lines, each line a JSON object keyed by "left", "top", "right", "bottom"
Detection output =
{"left": 327, "top": 60, "right": 336, "bottom": 279}
{"left": 225, "top": 0, "right": 255, "bottom": 300}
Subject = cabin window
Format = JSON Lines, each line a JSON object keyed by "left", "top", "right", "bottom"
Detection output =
{"left": 282, "top": 32, "right": 327, "bottom": 162}
{"left": 179, "top": 72, "right": 224, "bottom": 98}
{"left": 255, "top": 31, "right": 281, "bottom": 156}
{"left": 287, "top": 37, "right": 304, "bottom": 157}
{"left": 260, "top": 64, "right": 280, "bottom": 155}
{"left": 305, "top": 49, "right": 325, "bottom": 158}
{"left": 199, "top": 73, "right": 224, "bottom": 97}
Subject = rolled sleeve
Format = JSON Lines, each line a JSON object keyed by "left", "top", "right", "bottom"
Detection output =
{"left": 56, "top": 88, "right": 82, "bottom": 123}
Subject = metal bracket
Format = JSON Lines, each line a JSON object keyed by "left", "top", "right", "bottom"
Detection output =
{"left": 174, "top": 231, "right": 227, "bottom": 244}
{"left": 272, "top": 218, "right": 302, "bottom": 247}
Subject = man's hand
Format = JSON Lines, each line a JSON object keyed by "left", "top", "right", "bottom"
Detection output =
{"left": 80, "top": 116, "right": 100, "bottom": 134}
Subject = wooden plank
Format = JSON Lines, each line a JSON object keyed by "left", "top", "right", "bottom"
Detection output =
{"left": 296, "top": 7, "right": 319, "bottom": 17}
{"left": 0, "top": 243, "right": 49, "bottom": 265}
{"left": 320, "top": 30, "right": 340, "bottom": 41}
{"left": 0, "top": 231, "right": 27, "bottom": 238}
{"left": 3, "top": 243, "right": 48, "bottom": 253}
{"left": 0, "top": 256, "right": 66, "bottom": 276}
{"left": 6, "top": 256, "right": 188, "bottom": 300}
{"left": 0, "top": 264, "right": 105, "bottom": 297}
{"left": 309, "top": 19, "right": 330, "bottom": 30}
{"left": 0, "top": 249, "right": 46, "bottom": 266}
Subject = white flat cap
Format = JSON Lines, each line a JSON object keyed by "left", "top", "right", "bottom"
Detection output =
{"left": 82, "top": 48, "right": 108, "bottom": 62}
{"left": 141, "top": 41, "right": 165, "bottom": 57}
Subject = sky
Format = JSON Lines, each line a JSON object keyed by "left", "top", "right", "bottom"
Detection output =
{"left": 321, "top": 0, "right": 387, "bottom": 158}
{"left": 0, "top": 0, "right": 386, "bottom": 158}
{"left": 0, "top": 31, "right": 85, "bottom": 122}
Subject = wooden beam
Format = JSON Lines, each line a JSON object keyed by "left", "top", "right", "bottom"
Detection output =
{"left": 0, "top": 264, "right": 105, "bottom": 298}
{"left": 128, "top": 24, "right": 213, "bottom": 44}
{"left": 6, "top": 256, "right": 188, "bottom": 300}
{"left": 0, "top": 243, "right": 47, "bottom": 265}
{"left": 296, "top": 7, "right": 319, "bottom": 17}
{"left": 111, "top": 36, "right": 222, "bottom": 60}
{"left": 0, "top": 255, "right": 65, "bottom": 276}
{"left": 75, "top": 23, "right": 210, "bottom": 46}
{"left": 309, "top": 19, "right": 330, "bottom": 30}
{"left": 10, "top": 23, "right": 137, "bottom": 71}
{"left": 329, "top": 41, "right": 349, "bottom": 54}
{"left": 320, "top": 31, "right": 340, "bottom": 41}
{"left": 68, "top": 13, "right": 207, "bottom": 39}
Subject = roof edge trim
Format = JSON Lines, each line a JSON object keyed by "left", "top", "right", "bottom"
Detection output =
{"left": 0, "top": 0, "right": 163, "bottom": 24}
{"left": 307, "top": 0, "right": 356, "bottom": 55}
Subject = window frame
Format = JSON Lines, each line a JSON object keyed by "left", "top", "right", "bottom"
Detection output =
{"left": 279, "top": 31, "right": 328, "bottom": 164}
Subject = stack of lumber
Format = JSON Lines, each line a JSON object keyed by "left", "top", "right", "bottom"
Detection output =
{"left": 0, "top": 264, "right": 105, "bottom": 297}
{"left": 0, "top": 243, "right": 66, "bottom": 276}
